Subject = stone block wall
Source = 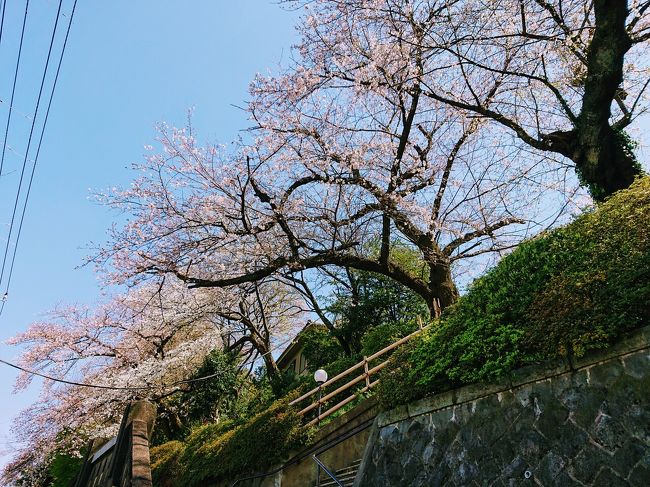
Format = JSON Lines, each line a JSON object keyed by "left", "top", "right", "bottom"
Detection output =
{"left": 355, "top": 327, "right": 650, "bottom": 486}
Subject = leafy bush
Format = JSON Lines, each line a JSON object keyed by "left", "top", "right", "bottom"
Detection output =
{"left": 179, "top": 350, "right": 242, "bottom": 424}
{"left": 47, "top": 453, "right": 83, "bottom": 487}
{"left": 360, "top": 320, "right": 418, "bottom": 357}
{"left": 151, "top": 351, "right": 281, "bottom": 447}
{"left": 327, "top": 242, "right": 429, "bottom": 353}
{"left": 375, "top": 335, "right": 427, "bottom": 409}
{"left": 150, "top": 441, "right": 184, "bottom": 487}
{"left": 151, "top": 398, "right": 308, "bottom": 486}
{"left": 300, "top": 326, "right": 344, "bottom": 368}
{"left": 379, "top": 177, "right": 650, "bottom": 407}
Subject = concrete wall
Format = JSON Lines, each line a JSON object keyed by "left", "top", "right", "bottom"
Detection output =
{"left": 279, "top": 396, "right": 378, "bottom": 487}
{"left": 354, "top": 326, "right": 650, "bottom": 487}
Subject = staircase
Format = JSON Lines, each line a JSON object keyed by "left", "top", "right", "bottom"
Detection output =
{"left": 316, "top": 459, "right": 362, "bottom": 487}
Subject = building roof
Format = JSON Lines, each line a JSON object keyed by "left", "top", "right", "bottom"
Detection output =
{"left": 276, "top": 321, "right": 326, "bottom": 369}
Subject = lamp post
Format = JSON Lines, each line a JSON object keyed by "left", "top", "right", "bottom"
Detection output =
{"left": 314, "top": 369, "right": 328, "bottom": 426}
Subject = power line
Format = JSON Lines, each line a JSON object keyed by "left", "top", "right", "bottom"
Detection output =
{"left": 0, "top": 0, "right": 29, "bottom": 179}
{"left": 0, "top": 0, "right": 7, "bottom": 51}
{"left": 0, "top": 0, "right": 77, "bottom": 317}
{"left": 0, "top": 0, "right": 62, "bottom": 303}
{"left": 0, "top": 333, "right": 296, "bottom": 392}
{"left": 0, "top": 358, "right": 177, "bottom": 391}
{"left": 0, "top": 99, "right": 34, "bottom": 121}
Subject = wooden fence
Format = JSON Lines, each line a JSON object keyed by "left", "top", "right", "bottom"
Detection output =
{"left": 289, "top": 323, "right": 429, "bottom": 427}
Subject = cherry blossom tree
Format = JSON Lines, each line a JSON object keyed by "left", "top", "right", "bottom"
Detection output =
{"left": 1, "top": 280, "right": 218, "bottom": 484}
{"left": 281, "top": 0, "right": 650, "bottom": 199}
{"left": 412, "top": 0, "right": 650, "bottom": 199}
{"left": 1, "top": 278, "right": 301, "bottom": 484}
{"left": 94, "top": 2, "right": 598, "bottom": 313}
{"left": 209, "top": 279, "right": 304, "bottom": 380}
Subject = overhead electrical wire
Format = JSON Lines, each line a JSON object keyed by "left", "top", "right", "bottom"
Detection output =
{"left": 0, "top": 357, "right": 189, "bottom": 391}
{"left": 0, "top": 0, "right": 29, "bottom": 179}
{"left": 0, "top": 0, "right": 291, "bottom": 396}
{"left": 0, "top": 0, "right": 7, "bottom": 54}
{"left": 0, "top": 0, "right": 77, "bottom": 317}
{"left": 0, "top": 0, "right": 63, "bottom": 301}
{"left": 0, "top": 0, "right": 298, "bottom": 397}
{"left": 0, "top": 333, "right": 296, "bottom": 392}
{"left": 0, "top": 100, "right": 33, "bottom": 122}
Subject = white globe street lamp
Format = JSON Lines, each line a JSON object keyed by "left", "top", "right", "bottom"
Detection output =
{"left": 314, "top": 369, "right": 328, "bottom": 384}
{"left": 314, "top": 369, "right": 328, "bottom": 426}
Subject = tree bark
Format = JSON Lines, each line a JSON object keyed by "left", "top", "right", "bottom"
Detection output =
{"left": 157, "top": 407, "right": 183, "bottom": 441}
{"left": 246, "top": 333, "right": 280, "bottom": 381}
{"left": 427, "top": 259, "right": 458, "bottom": 315}
{"left": 545, "top": 0, "right": 641, "bottom": 200}
{"left": 575, "top": 0, "right": 640, "bottom": 198}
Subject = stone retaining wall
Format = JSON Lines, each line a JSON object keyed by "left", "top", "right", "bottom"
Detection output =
{"left": 355, "top": 326, "right": 650, "bottom": 486}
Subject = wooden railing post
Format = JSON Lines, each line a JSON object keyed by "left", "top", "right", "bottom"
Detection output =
{"left": 363, "top": 356, "right": 370, "bottom": 388}
{"left": 432, "top": 298, "right": 441, "bottom": 319}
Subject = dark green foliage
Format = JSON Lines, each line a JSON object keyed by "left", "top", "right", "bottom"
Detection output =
{"left": 329, "top": 270, "right": 428, "bottom": 353}
{"left": 375, "top": 335, "right": 427, "bottom": 409}
{"left": 268, "top": 367, "right": 309, "bottom": 401}
{"left": 300, "top": 326, "right": 343, "bottom": 368}
{"left": 360, "top": 320, "right": 418, "bottom": 357}
{"left": 151, "top": 398, "right": 308, "bottom": 486}
{"left": 327, "top": 243, "right": 429, "bottom": 354}
{"left": 180, "top": 350, "right": 241, "bottom": 424}
{"left": 150, "top": 441, "right": 184, "bottom": 487}
{"left": 577, "top": 128, "right": 643, "bottom": 200}
{"left": 151, "top": 350, "right": 253, "bottom": 446}
{"left": 242, "top": 373, "right": 279, "bottom": 414}
{"left": 153, "top": 349, "right": 285, "bottom": 448}
{"left": 47, "top": 453, "right": 83, "bottom": 487}
{"left": 323, "top": 354, "right": 361, "bottom": 377}
{"left": 379, "top": 177, "right": 650, "bottom": 408}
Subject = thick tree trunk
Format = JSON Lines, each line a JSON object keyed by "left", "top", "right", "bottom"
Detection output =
{"left": 249, "top": 334, "right": 281, "bottom": 380}
{"left": 257, "top": 344, "right": 288, "bottom": 396}
{"left": 427, "top": 260, "right": 458, "bottom": 315}
{"left": 575, "top": 0, "right": 639, "bottom": 199}
{"left": 157, "top": 408, "right": 183, "bottom": 441}
{"left": 333, "top": 331, "right": 353, "bottom": 356}
{"left": 262, "top": 351, "right": 281, "bottom": 380}
{"left": 548, "top": 0, "right": 641, "bottom": 200}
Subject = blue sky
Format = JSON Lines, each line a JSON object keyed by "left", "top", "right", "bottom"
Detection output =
{"left": 0, "top": 0, "right": 300, "bottom": 469}
{"left": 0, "top": 0, "right": 649, "bottom": 475}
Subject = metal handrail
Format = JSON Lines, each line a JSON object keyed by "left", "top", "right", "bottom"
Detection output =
{"left": 229, "top": 414, "right": 374, "bottom": 486}
{"left": 312, "top": 454, "right": 345, "bottom": 487}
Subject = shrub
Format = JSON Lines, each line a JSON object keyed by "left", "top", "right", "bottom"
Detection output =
{"left": 300, "top": 326, "right": 344, "bottom": 368}
{"left": 327, "top": 242, "right": 429, "bottom": 354}
{"left": 375, "top": 334, "right": 427, "bottom": 409}
{"left": 179, "top": 350, "right": 241, "bottom": 425}
{"left": 150, "top": 441, "right": 184, "bottom": 487}
{"left": 379, "top": 177, "right": 650, "bottom": 408}
{"left": 360, "top": 320, "right": 418, "bottom": 357}
{"left": 47, "top": 453, "right": 83, "bottom": 487}
{"left": 151, "top": 398, "right": 308, "bottom": 487}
